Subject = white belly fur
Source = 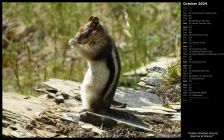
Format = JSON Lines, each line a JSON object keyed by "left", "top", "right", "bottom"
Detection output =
{"left": 80, "top": 60, "right": 110, "bottom": 110}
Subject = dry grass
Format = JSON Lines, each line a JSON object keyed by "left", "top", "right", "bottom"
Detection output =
{"left": 3, "top": 3, "right": 180, "bottom": 94}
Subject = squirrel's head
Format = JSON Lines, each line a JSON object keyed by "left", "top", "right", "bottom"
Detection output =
{"left": 74, "top": 16, "right": 105, "bottom": 44}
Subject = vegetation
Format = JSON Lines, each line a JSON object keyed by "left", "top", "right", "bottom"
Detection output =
{"left": 3, "top": 3, "right": 180, "bottom": 95}
{"left": 161, "top": 61, "right": 181, "bottom": 104}
{"left": 164, "top": 61, "right": 181, "bottom": 85}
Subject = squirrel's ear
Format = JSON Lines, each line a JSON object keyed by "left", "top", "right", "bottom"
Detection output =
{"left": 93, "top": 17, "right": 99, "bottom": 24}
{"left": 88, "top": 16, "right": 94, "bottom": 21}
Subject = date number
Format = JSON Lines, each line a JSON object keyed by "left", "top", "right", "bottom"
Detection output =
{"left": 198, "top": 2, "right": 207, "bottom": 5}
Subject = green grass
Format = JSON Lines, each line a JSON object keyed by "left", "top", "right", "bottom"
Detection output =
{"left": 3, "top": 2, "right": 181, "bottom": 95}
{"left": 164, "top": 61, "right": 181, "bottom": 85}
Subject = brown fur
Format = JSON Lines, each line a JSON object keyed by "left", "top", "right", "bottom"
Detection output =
{"left": 73, "top": 16, "right": 112, "bottom": 61}
{"left": 70, "top": 16, "right": 121, "bottom": 114}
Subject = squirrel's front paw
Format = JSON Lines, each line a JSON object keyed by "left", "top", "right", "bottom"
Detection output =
{"left": 69, "top": 38, "right": 78, "bottom": 48}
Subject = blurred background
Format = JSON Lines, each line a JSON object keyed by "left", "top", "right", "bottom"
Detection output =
{"left": 2, "top": 2, "right": 180, "bottom": 95}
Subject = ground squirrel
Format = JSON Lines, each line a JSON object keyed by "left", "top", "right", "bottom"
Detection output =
{"left": 69, "top": 16, "right": 121, "bottom": 113}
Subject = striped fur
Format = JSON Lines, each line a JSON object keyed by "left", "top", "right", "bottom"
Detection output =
{"left": 102, "top": 46, "right": 121, "bottom": 102}
{"left": 79, "top": 41, "right": 120, "bottom": 113}
{"left": 69, "top": 16, "right": 121, "bottom": 113}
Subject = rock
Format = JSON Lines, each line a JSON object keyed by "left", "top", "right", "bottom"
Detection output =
{"left": 147, "top": 133, "right": 155, "bottom": 137}
{"left": 3, "top": 92, "right": 50, "bottom": 119}
{"left": 122, "top": 107, "right": 176, "bottom": 115}
{"left": 43, "top": 78, "right": 81, "bottom": 98}
{"left": 124, "top": 57, "right": 178, "bottom": 77}
{"left": 79, "top": 111, "right": 117, "bottom": 127}
{"left": 55, "top": 95, "right": 64, "bottom": 104}
{"left": 137, "top": 81, "right": 156, "bottom": 90}
{"left": 137, "top": 82, "right": 157, "bottom": 93}
{"left": 56, "top": 112, "right": 108, "bottom": 135}
{"left": 147, "top": 72, "right": 164, "bottom": 79}
{"left": 147, "top": 66, "right": 167, "bottom": 74}
{"left": 79, "top": 122, "right": 106, "bottom": 135}
{"left": 143, "top": 105, "right": 176, "bottom": 112}
{"left": 55, "top": 92, "right": 62, "bottom": 96}
{"left": 61, "top": 93, "right": 70, "bottom": 99}
{"left": 55, "top": 135, "right": 67, "bottom": 138}
{"left": 24, "top": 96, "right": 31, "bottom": 99}
{"left": 3, "top": 76, "right": 181, "bottom": 137}
{"left": 115, "top": 87, "right": 162, "bottom": 107}
{"left": 146, "top": 57, "right": 178, "bottom": 70}
{"left": 59, "top": 112, "right": 80, "bottom": 123}
{"left": 145, "top": 89, "right": 156, "bottom": 93}
{"left": 79, "top": 110, "right": 152, "bottom": 132}
{"left": 170, "top": 113, "right": 181, "bottom": 121}
{"left": 111, "top": 100, "right": 127, "bottom": 108}
{"left": 2, "top": 120, "right": 11, "bottom": 128}
{"left": 3, "top": 124, "right": 36, "bottom": 138}
{"left": 137, "top": 81, "right": 148, "bottom": 87}
{"left": 47, "top": 92, "right": 56, "bottom": 98}
{"left": 43, "top": 79, "right": 162, "bottom": 107}
{"left": 140, "top": 77, "right": 163, "bottom": 86}
{"left": 63, "top": 99, "right": 82, "bottom": 109}
{"left": 169, "top": 102, "right": 181, "bottom": 112}
{"left": 33, "top": 128, "right": 56, "bottom": 137}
